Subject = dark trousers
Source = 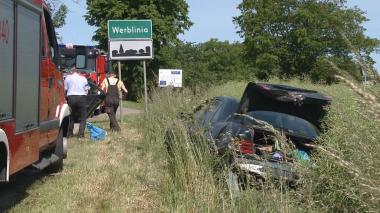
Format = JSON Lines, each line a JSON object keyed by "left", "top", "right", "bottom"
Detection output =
{"left": 67, "top": 95, "right": 87, "bottom": 137}
{"left": 106, "top": 104, "right": 121, "bottom": 131}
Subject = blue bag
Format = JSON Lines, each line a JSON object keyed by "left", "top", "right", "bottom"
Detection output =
{"left": 86, "top": 123, "right": 106, "bottom": 141}
{"left": 296, "top": 150, "right": 310, "bottom": 161}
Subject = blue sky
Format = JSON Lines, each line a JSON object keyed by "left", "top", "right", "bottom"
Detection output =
{"left": 57, "top": 0, "right": 380, "bottom": 71}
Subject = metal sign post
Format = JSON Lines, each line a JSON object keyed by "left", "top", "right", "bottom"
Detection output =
{"left": 118, "top": 61, "right": 123, "bottom": 123}
{"left": 143, "top": 60, "right": 148, "bottom": 112}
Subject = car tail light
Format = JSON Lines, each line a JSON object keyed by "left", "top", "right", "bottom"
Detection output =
{"left": 239, "top": 139, "right": 255, "bottom": 155}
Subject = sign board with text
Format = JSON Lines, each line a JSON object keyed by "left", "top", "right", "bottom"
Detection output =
{"left": 159, "top": 69, "right": 183, "bottom": 88}
{"left": 108, "top": 20, "right": 152, "bottom": 40}
{"left": 109, "top": 40, "right": 153, "bottom": 60}
{"left": 107, "top": 19, "right": 153, "bottom": 112}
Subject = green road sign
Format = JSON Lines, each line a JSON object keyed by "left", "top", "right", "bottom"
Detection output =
{"left": 108, "top": 20, "right": 152, "bottom": 40}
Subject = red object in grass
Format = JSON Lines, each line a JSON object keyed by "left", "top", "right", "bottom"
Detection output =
{"left": 239, "top": 140, "right": 255, "bottom": 155}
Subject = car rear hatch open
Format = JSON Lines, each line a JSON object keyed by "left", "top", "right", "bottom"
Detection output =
{"left": 237, "top": 82, "right": 331, "bottom": 130}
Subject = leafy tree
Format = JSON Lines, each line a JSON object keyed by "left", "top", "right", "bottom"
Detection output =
{"left": 46, "top": 0, "right": 68, "bottom": 29}
{"left": 234, "top": 0, "right": 380, "bottom": 81}
{"left": 85, "top": 0, "right": 192, "bottom": 99}
{"left": 158, "top": 39, "right": 254, "bottom": 90}
{"left": 85, "top": 0, "right": 192, "bottom": 50}
{"left": 196, "top": 39, "right": 253, "bottom": 83}
{"left": 46, "top": 0, "right": 68, "bottom": 42}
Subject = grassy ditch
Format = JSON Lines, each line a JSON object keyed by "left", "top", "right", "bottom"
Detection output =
{"left": 141, "top": 80, "right": 380, "bottom": 212}
{"left": 1, "top": 80, "right": 378, "bottom": 212}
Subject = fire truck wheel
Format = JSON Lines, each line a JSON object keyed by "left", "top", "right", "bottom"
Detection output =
{"left": 48, "top": 129, "right": 64, "bottom": 173}
{"left": 63, "top": 136, "right": 68, "bottom": 159}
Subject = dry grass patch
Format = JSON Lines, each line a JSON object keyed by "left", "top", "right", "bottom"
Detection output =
{"left": 5, "top": 116, "right": 164, "bottom": 213}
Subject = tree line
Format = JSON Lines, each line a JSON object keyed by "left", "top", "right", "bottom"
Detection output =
{"left": 62, "top": 0, "right": 380, "bottom": 100}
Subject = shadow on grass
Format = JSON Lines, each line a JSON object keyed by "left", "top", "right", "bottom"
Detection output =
{"left": 0, "top": 168, "right": 54, "bottom": 212}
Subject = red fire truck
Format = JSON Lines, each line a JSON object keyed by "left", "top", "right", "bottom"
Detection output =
{"left": 59, "top": 44, "right": 108, "bottom": 86}
{"left": 58, "top": 44, "right": 109, "bottom": 116}
{"left": 1, "top": 0, "right": 74, "bottom": 181}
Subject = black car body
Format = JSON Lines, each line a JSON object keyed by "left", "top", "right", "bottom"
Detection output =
{"left": 192, "top": 96, "right": 240, "bottom": 140}
{"left": 191, "top": 82, "right": 331, "bottom": 188}
{"left": 85, "top": 80, "right": 106, "bottom": 118}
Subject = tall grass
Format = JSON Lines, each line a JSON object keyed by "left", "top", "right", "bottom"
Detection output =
{"left": 140, "top": 88, "right": 232, "bottom": 212}
{"left": 140, "top": 79, "right": 380, "bottom": 212}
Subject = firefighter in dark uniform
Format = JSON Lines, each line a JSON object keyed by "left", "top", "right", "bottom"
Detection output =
{"left": 101, "top": 71, "right": 128, "bottom": 132}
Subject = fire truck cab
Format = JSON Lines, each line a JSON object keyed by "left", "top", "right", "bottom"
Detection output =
{"left": 59, "top": 44, "right": 109, "bottom": 86}
{"left": 0, "top": 0, "right": 70, "bottom": 181}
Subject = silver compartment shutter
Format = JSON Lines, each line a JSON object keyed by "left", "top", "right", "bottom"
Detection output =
{"left": 15, "top": 4, "right": 40, "bottom": 132}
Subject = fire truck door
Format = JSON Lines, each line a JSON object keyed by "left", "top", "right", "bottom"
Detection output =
{"left": 40, "top": 9, "right": 60, "bottom": 122}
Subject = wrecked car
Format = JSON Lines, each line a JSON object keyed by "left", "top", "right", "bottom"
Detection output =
{"left": 181, "top": 82, "right": 331, "bottom": 191}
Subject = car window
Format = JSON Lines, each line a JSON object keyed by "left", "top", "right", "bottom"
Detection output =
{"left": 44, "top": 9, "right": 58, "bottom": 63}
{"left": 212, "top": 99, "right": 239, "bottom": 123}
{"left": 86, "top": 57, "right": 96, "bottom": 71}
{"left": 193, "top": 99, "right": 222, "bottom": 127}
{"left": 76, "top": 55, "right": 86, "bottom": 69}
{"left": 194, "top": 102, "right": 209, "bottom": 123}
{"left": 62, "top": 57, "right": 76, "bottom": 69}
{"left": 247, "top": 111, "right": 319, "bottom": 139}
{"left": 202, "top": 99, "right": 222, "bottom": 127}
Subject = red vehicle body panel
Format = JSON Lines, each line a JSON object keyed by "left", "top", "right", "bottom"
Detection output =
{"left": 86, "top": 54, "right": 107, "bottom": 86}
{"left": 94, "top": 54, "right": 107, "bottom": 86}
{"left": 33, "top": 0, "right": 42, "bottom": 4}
{"left": 0, "top": 0, "right": 67, "bottom": 180}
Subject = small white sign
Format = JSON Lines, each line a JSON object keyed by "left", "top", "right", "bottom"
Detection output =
{"left": 109, "top": 40, "right": 153, "bottom": 60}
{"left": 159, "top": 69, "right": 183, "bottom": 88}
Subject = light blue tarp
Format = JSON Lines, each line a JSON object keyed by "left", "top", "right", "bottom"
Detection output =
{"left": 86, "top": 123, "right": 106, "bottom": 141}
